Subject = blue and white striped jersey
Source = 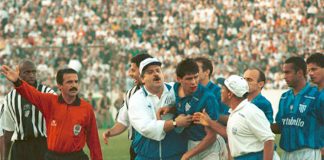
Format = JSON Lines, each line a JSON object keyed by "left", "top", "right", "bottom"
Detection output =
{"left": 275, "top": 83, "right": 323, "bottom": 152}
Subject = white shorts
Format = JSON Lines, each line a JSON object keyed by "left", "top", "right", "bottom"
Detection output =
{"left": 282, "top": 148, "right": 321, "bottom": 160}
{"left": 188, "top": 135, "right": 228, "bottom": 160}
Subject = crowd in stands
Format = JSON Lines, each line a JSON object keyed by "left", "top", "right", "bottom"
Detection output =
{"left": 0, "top": 0, "right": 323, "bottom": 127}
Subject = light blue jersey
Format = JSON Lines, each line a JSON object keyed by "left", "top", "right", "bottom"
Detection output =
{"left": 174, "top": 83, "right": 219, "bottom": 141}
{"left": 276, "top": 83, "right": 323, "bottom": 152}
{"left": 206, "top": 81, "right": 229, "bottom": 115}
{"left": 251, "top": 93, "right": 274, "bottom": 123}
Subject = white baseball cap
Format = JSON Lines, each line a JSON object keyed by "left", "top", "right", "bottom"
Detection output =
{"left": 139, "top": 58, "right": 162, "bottom": 75}
{"left": 219, "top": 75, "right": 249, "bottom": 98}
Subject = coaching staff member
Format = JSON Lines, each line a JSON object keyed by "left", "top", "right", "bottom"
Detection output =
{"left": 1, "top": 65, "right": 102, "bottom": 160}
{"left": 0, "top": 60, "right": 55, "bottom": 160}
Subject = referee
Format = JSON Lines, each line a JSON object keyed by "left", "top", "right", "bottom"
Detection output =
{"left": 0, "top": 60, "right": 55, "bottom": 160}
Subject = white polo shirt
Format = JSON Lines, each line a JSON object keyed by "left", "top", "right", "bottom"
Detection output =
{"left": 227, "top": 99, "right": 275, "bottom": 157}
{"left": 128, "top": 83, "right": 176, "bottom": 141}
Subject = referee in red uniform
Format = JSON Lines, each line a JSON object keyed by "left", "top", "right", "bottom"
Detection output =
{"left": 1, "top": 66, "right": 103, "bottom": 160}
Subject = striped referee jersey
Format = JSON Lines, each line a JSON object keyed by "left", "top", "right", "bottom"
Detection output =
{"left": 116, "top": 85, "right": 140, "bottom": 140}
{"left": 0, "top": 83, "right": 55, "bottom": 141}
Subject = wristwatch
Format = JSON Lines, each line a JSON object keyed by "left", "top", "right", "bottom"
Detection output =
{"left": 172, "top": 120, "right": 177, "bottom": 127}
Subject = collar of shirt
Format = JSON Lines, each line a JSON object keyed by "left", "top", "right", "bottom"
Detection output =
{"left": 58, "top": 94, "right": 81, "bottom": 106}
{"left": 288, "top": 82, "right": 310, "bottom": 97}
{"left": 251, "top": 93, "right": 262, "bottom": 103}
{"left": 174, "top": 82, "right": 201, "bottom": 101}
{"left": 228, "top": 99, "right": 248, "bottom": 114}
{"left": 142, "top": 83, "right": 172, "bottom": 97}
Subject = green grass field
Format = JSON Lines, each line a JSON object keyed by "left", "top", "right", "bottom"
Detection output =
{"left": 85, "top": 129, "right": 282, "bottom": 160}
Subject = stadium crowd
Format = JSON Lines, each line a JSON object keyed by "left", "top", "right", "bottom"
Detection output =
{"left": 0, "top": 0, "right": 323, "bottom": 127}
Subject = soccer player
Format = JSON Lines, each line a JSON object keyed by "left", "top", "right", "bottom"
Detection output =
{"left": 194, "top": 57, "right": 228, "bottom": 159}
{"left": 194, "top": 75, "right": 275, "bottom": 160}
{"left": 272, "top": 56, "right": 323, "bottom": 160}
{"left": 128, "top": 58, "right": 192, "bottom": 159}
{"left": 306, "top": 53, "right": 324, "bottom": 159}
{"left": 1, "top": 66, "right": 102, "bottom": 160}
{"left": 243, "top": 68, "right": 273, "bottom": 123}
{"left": 0, "top": 60, "right": 55, "bottom": 160}
{"left": 102, "top": 53, "right": 152, "bottom": 160}
{"left": 174, "top": 58, "right": 220, "bottom": 160}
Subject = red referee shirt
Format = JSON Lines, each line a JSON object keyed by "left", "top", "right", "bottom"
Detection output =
{"left": 15, "top": 80, "right": 103, "bottom": 160}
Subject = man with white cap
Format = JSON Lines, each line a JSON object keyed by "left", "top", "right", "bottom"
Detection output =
{"left": 193, "top": 75, "right": 275, "bottom": 160}
{"left": 128, "top": 58, "right": 193, "bottom": 160}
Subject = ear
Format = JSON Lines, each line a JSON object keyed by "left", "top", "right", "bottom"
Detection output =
{"left": 176, "top": 76, "right": 182, "bottom": 82}
{"left": 258, "top": 81, "right": 265, "bottom": 89}
{"left": 140, "top": 76, "right": 145, "bottom": 84}
{"left": 57, "top": 84, "right": 62, "bottom": 90}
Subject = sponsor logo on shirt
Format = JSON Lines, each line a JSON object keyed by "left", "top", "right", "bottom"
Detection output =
{"left": 282, "top": 117, "right": 304, "bottom": 127}
{"left": 73, "top": 124, "right": 82, "bottom": 136}
{"left": 298, "top": 104, "right": 307, "bottom": 113}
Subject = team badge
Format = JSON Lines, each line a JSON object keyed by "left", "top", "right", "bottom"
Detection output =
{"left": 185, "top": 103, "right": 191, "bottom": 112}
{"left": 51, "top": 120, "right": 57, "bottom": 127}
{"left": 73, "top": 124, "right": 82, "bottom": 136}
{"left": 23, "top": 104, "right": 31, "bottom": 117}
{"left": 299, "top": 104, "right": 307, "bottom": 113}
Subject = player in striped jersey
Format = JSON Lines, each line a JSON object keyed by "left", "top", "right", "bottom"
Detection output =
{"left": 0, "top": 60, "right": 55, "bottom": 160}
{"left": 272, "top": 57, "right": 323, "bottom": 160}
{"left": 102, "top": 53, "right": 152, "bottom": 160}
{"left": 306, "top": 53, "right": 324, "bottom": 160}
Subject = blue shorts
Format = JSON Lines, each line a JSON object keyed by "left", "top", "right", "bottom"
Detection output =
{"left": 234, "top": 151, "right": 263, "bottom": 160}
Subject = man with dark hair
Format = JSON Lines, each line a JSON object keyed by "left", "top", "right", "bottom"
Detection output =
{"left": 0, "top": 60, "right": 55, "bottom": 160}
{"left": 306, "top": 53, "right": 324, "bottom": 159}
{"left": 243, "top": 68, "right": 273, "bottom": 123}
{"left": 306, "top": 53, "right": 324, "bottom": 89}
{"left": 1, "top": 66, "right": 102, "bottom": 160}
{"left": 272, "top": 56, "right": 323, "bottom": 160}
{"left": 194, "top": 57, "right": 228, "bottom": 159}
{"left": 193, "top": 75, "right": 275, "bottom": 160}
{"left": 194, "top": 57, "right": 229, "bottom": 118}
{"left": 174, "top": 58, "right": 221, "bottom": 160}
{"left": 102, "top": 53, "right": 152, "bottom": 160}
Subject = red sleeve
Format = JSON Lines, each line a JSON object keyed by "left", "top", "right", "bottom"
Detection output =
{"left": 15, "top": 80, "right": 52, "bottom": 118}
{"left": 87, "top": 108, "right": 103, "bottom": 160}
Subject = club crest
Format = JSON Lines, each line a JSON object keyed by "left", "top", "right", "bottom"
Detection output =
{"left": 299, "top": 104, "right": 307, "bottom": 113}
{"left": 73, "top": 124, "right": 82, "bottom": 136}
{"left": 185, "top": 103, "right": 191, "bottom": 112}
{"left": 23, "top": 104, "right": 31, "bottom": 117}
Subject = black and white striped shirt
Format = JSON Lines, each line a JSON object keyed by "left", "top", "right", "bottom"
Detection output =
{"left": 0, "top": 83, "right": 55, "bottom": 140}
{"left": 116, "top": 85, "right": 140, "bottom": 140}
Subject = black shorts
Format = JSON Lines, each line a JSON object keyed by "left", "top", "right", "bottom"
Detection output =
{"left": 11, "top": 137, "right": 47, "bottom": 160}
{"left": 45, "top": 150, "right": 89, "bottom": 160}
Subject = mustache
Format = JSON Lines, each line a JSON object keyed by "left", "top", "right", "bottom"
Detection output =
{"left": 69, "top": 87, "right": 78, "bottom": 91}
{"left": 153, "top": 76, "right": 161, "bottom": 81}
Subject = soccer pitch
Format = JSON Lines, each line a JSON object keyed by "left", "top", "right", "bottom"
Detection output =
{"left": 85, "top": 129, "right": 283, "bottom": 160}
{"left": 84, "top": 129, "right": 130, "bottom": 160}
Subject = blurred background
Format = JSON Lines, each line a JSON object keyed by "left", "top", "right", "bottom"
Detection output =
{"left": 0, "top": 0, "right": 323, "bottom": 130}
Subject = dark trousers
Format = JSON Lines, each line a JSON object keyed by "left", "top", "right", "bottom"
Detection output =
{"left": 130, "top": 146, "right": 136, "bottom": 160}
{"left": 11, "top": 137, "right": 47, "bottom": 160}
{"left": 45, "top": 150, "right": 89, "bottom": 160}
